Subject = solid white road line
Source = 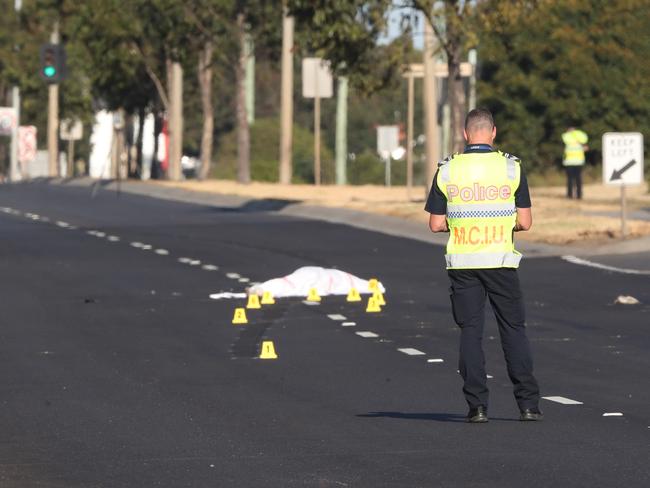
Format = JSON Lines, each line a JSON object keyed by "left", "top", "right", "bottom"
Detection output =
{"left": 427, "top": 358, "right": 444, "bottom": 363}
{"left": 341, "top": 322, "right": 356, "bottom": 327}
{"left": 327, "top": 314, "right": 347, "bottom": 321}
{"left": 542, "top": 396, "right": 583, "bottom": 405}
{"left": 356, "top": 331, "right": 379, "bottom": 338}
{"left": 602, "top": 412, "right": 623, "bottom": 417}
{"left": 398, "top": 348, "right": 426, "bottom": 356}
{"left": 563, "top": 255, "right": 650, "bottom": 276}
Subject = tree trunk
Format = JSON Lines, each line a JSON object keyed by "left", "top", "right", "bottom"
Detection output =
{"left": 235, "top": 13, "right": 251, "bottom": 184}
{"left": 448, "top": 50, "right": 466, "bottom": 153}
{"left": 445, "top": 3, "right": 467, "bottom": 153}
{"left": 197, "top": 40, "right": 214, "bottom": 180}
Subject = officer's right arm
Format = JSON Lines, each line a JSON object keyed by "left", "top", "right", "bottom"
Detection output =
{"left": 514, "top": 207, "right": 532, "bottom": 231}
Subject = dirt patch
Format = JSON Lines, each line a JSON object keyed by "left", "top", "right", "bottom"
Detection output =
{"left": 147, "top": 179, "right": 650, "bottom": 246}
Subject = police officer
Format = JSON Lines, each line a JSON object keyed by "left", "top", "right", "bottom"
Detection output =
{"left": 562, "top": 127, "right": 589, "bottom": 199}
{"left": 425, "top": 108, "right": 542, "bottom": 423}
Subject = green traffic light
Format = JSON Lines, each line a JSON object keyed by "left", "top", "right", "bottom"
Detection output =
{"left": 44, "top": 66, "right": 57, "bottom": 77}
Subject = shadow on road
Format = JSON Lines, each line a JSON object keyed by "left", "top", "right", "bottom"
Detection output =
{"left": 357, "top": 412, "right": 519, "bottom": 422}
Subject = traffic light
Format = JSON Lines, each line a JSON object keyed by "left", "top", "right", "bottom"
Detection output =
{"left": 39, "top": 43, "right": 66, "bottom": 83}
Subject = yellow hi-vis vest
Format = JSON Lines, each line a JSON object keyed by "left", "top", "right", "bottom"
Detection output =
{"left": 436, "top": 151, "right": 521, "bottom": 269}
{"left": 562, "top": 129, "right": 588, "bottom": 166}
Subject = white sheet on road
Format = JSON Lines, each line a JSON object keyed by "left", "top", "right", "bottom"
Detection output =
{"left": 247, "top": 266, "right": 385, "bottom": 298}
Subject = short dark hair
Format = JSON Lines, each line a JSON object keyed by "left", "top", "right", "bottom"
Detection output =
{"left": 465, "top": 108, "right": 495, "bottom": 133}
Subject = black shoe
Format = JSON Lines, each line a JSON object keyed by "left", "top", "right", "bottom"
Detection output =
{"left": 519, "top": 408, "right": 544, "bottom": 421}
{"left": 467, "top": 406, "right": 488, "bottom": 423}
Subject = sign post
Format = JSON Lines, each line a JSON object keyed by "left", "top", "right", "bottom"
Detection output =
{"left": 602, "top": 132, "right": 644, "bottom": 238}
{"left": 60, "top": 119, "right": 83, "bottom": 177}
{"left": 377, "top": 125, "right": 399, "bottom": 187}
{"left": 302, "top": 58, "right": 333, "bottom": 185}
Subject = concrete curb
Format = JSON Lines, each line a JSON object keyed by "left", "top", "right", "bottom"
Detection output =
{"left": 39, "top": 177, "right": 650, "bottom": 258}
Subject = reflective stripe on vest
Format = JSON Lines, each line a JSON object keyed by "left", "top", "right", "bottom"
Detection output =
{"left": 445, "top": 251, "right": 522, "bottom": 269}
{"left": 436, "top": 152, "right": 521, "bottom": 270}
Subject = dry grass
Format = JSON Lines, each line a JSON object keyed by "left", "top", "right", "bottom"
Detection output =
{"left": 150, "top": 179, "right": 650, "bottom": 245}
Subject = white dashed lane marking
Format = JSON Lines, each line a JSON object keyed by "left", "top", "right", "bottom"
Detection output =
{"left": 202, "top": 264, "right": 218, "bottom": 271}
{"left": 603, "top": 412, "right": 623, "bottom": 417}
{"left": 107, "top": 236, "right": 120, "bottom": 242}
{"left": 155, "top": 249, "right": 169, "bottom": 255}
{"left": 238, "top": 277, "right": 250, "bottom": 283}
{"left": 427, "top": 358, "right": 445, "bottom": 363}
{"left": 131, "top": 242, "right": 144, "bottom": 248}
{"left": 542, "top": 396, "right": 583, "bottom": 405}
{"left": 356, "top": 331, "right": 379, "bottom": 338}
{"left": 327, "top": 314, "right": 347, "bottom": 321}
{"left": 178, "top": 257, "right": 192, "bottom": 263}
{"left": 341, "top": 322, "right": 356, "bottom": 327}
{"left": 398, "top": 348, "right": 426, "bottom": 356}
{"left": 226, "top": 273, "right": 241, "bottom": 279}
{"left": 189, "top": 260, "right": 201, "bottom": 266}
{"left": 141, "top": 244, "right": 152, "bottom": 250}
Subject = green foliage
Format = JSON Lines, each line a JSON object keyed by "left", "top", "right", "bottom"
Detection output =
{"left": 478, "top": 0, "right": 650, "bottom": 172}
{"left": 213, "top": 117, "right": 334, "bottom": 183}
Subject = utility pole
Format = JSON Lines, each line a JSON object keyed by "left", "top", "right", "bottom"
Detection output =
{"left": 244, "top": 33, "right": 255, "bottom": 125}
{"left": 47, "top": 22, "right": 60, "bottom": 177}
{"left": 279, "top": 6, "right": 294, "bottom": 184}
{"left": 10, "top": 1, "right": 21, "bottom": 181}
{"left": 168, "top": 61, "right": 183, "bottom": 180}
{"left": 405, "top": 70, "right": 415, "bottom": 195}
{"left": 423, "top": 21, "right": 439, "bottom": 191}
{"left": 335, "top": 76, "right": 348, "bottom": 185}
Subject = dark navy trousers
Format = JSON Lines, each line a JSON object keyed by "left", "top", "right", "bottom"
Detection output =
{"left": 448, "top": 268, "right": 540, "bottom": 411}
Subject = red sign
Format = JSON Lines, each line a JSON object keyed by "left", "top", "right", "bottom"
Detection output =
{"left": 18, "top": 126, "right": 37, "bottom": 164}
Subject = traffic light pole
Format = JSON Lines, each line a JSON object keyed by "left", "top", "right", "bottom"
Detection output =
{"left": 47, "top": 22, "right": 60, "bottom": 177}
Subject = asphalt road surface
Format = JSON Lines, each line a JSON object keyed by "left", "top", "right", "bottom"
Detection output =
{"left": 1, "top": 181, "right": 649, "bottom": 487}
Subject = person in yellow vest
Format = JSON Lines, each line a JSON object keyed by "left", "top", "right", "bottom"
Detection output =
{"left": 425, "top": 108, "right": 541, "bottom": 423}
{"left": 562, "top": 127, "right": 589, "bottom": 199}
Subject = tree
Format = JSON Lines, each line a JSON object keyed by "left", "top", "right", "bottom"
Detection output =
{"left": 477, "top": 0, "right": 650, "bottom": 171}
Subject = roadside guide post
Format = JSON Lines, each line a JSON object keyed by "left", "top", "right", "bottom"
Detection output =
{"left": 377, "top": 125, "right": 399, "bottom": 187}
{"left": 302, "top": 58, "right": 333, "bottom": 185}
{"left": 602, "top": 132, "right": 644, "bottom": 238}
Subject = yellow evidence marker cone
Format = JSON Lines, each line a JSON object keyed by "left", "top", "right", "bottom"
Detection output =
{"left": 373, "top": 290, "right": 386, "bottom": 306}
{"left": 366, "top": 296, "right": 381, "bottom": 313}
{"left": 259, "top": 341, "right": 278, "bottom": 359}
{"left": 261, "top": 291, "right": 275, "bottom": 305}
{"left": 368, "top": 278, "right": 379, "bottom": 291}
{"left": 346, "top": 287, "right": 362, "bottom": 302}
{"left": 306, "top": 287, "right": 321, "bottom": 302}
{"left": 232, "top": 307, "right": 248, "bottom": 325}
{"left": 246, "top": 294, "right": 261, "bottom": 309}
